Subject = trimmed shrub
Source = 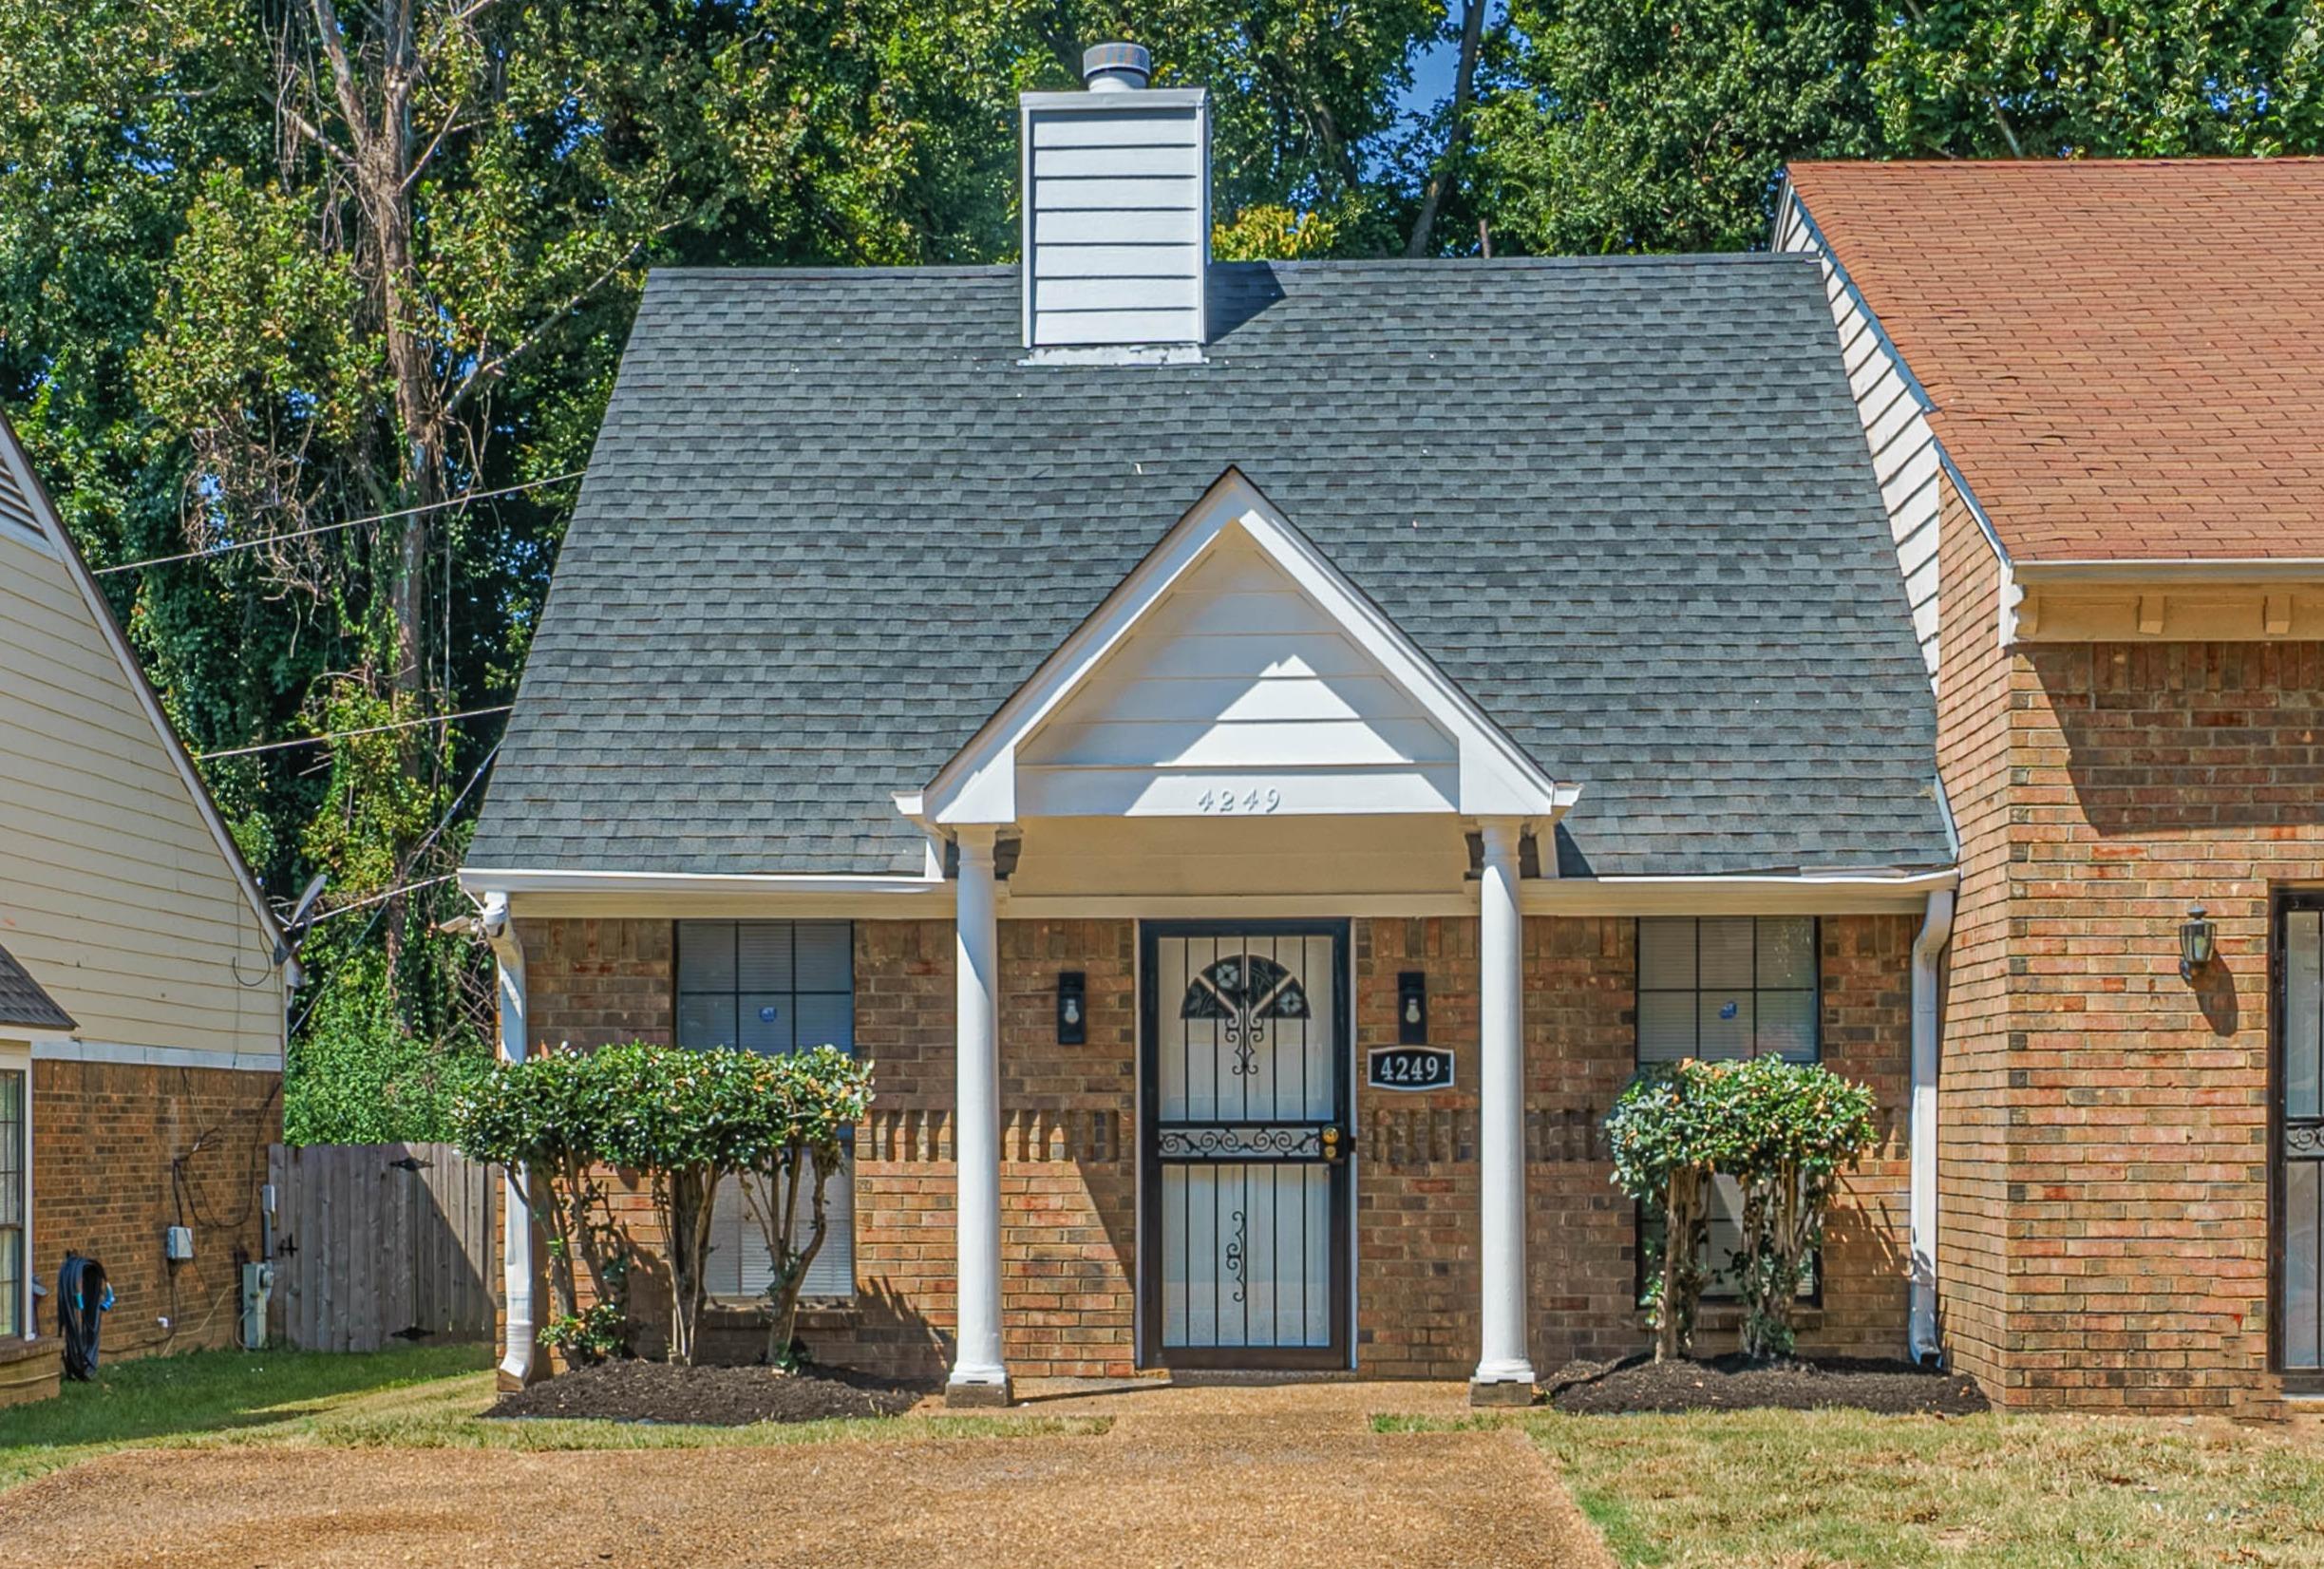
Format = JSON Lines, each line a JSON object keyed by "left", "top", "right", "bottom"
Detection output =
{"left": 1718, "top": 1055, "right": 1880, "bottom": 1360}
{"left": 732, "top": 1045, "right": 874, "bottom": 1367}
{"left": 455, "top": 1041, "right": 874, "bottom": 1370}
{"left": 1606, "top": 1060, "right": 1730, "bottom": 1361}
{"left": 451, "top": 1048, "right": 635, "bottom": 1361}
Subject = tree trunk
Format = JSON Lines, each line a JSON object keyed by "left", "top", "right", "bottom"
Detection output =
{"left": 1405, "top": 0, "right": 1488, "bottom": 257}
{"left": 1655, "top": 1168, "right": 1702, "bottom": 1362}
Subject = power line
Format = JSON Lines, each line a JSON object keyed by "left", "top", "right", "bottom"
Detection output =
{"left": 198, "top": 703, "right": 511, "bottom": 761}
{"left": 304, "top": 871, "right": 462, "bottom": 926}
{"left": 92, "top": 471, "right": 585, "bottom": 576}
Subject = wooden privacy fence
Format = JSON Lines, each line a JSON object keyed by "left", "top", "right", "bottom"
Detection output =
{"left": 266, "top": 1142, "right": 497, "bottom": 1352}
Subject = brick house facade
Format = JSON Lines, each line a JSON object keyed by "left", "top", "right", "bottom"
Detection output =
{"left": 504, "top": 912, "right": 1915, "bottom": 1382}
{"left": 1785, "top": 160, "right": 2324, "bottom": 1415}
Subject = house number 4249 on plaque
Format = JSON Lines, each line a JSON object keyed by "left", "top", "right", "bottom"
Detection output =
{"left": 1197, "top": 786, "right": 1281, "bottom": 814}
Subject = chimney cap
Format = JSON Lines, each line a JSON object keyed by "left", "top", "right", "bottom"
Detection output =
{"left": 1082, "top": 42, "right": 1152, "bottom": 91}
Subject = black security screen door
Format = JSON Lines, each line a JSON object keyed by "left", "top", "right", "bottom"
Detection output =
{"left": 1140, "top": 921, "right": 1351, "bottom": 1370}
{"left": 2279, "top": 893, "right": 2323, "bottom": 1385}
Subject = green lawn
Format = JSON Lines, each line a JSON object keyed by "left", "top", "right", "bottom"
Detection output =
{"left": 0, "top": 1344, "right": 1100, "bottom": 1494}
{"left": 1381, "top": 1408, "right": 2324, "bottom": 1567}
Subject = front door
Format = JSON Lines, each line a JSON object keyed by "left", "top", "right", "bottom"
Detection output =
{"left": 1141, "top": 921, "right": 1351, "bottom": 1369}
{"left": 2279, "top": 893, "right": 2323, "bottom": 1387}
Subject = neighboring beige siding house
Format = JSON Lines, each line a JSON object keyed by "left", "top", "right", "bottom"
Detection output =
{"left": 0, "top": 412, "right": 288, "bottom": 1404}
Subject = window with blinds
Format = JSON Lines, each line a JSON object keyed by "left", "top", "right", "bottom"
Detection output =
{"left": 1634, "top": 917, "right": 1822, "bottom": 1303}
{"left": 0, "top": 1069, "right": 25, "bottom": 1339}
{"left": 674, "top": 921, "right": 856, "bottom": 1301}
{"left": 1636, "top": 916, "right": 1820, "bottom": 1064}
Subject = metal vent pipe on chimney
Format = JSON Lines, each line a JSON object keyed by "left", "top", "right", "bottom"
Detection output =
{"left": 1083, "top": 42, "right": 1152, "bottom": 91}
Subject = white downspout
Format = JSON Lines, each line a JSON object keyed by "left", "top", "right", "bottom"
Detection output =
{"left": 1909, "top": 887, "right": 1956, "bottom": 1367}
{"left": 481, "top": 892, "right": 536, "bottom": 1388}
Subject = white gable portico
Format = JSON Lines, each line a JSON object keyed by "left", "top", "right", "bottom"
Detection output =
{"left": 910, "top": 468, "right": 1573, "bottom": 1407}
{"left": 913, "top": 467, "right": 1574, "bottom": 842}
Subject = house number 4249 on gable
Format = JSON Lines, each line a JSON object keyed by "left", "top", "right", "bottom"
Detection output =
{"left": 1197, "top": 786, "right": 1280, "bottom": 814}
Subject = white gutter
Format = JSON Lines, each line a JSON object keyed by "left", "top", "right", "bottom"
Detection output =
{"left": 480, "top": 892, "right": 536, "bottom": 1388}
{"left": 458, "top": 867, "right": 945, "bottom": 898}
{"left": 2009, "top": 558, "right": 2324, "bottom": 584}
{"left": 1908, "top": 886, "right": 1956, "bottom": 1367}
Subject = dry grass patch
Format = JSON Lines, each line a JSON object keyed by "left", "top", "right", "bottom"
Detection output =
{"left": 1521, "top": 1408, "right": 2324, "bottom": 1567}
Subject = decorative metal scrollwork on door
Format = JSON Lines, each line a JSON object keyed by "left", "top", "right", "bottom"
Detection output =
{"left": 1225, "top": 1209, "right": 1248, "bottom": 1304}
{"left": 1181, "top": 954, "right": 1312, "bottom": 1076}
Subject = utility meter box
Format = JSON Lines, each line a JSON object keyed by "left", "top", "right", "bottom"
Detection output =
{"left": 240, "top": 1261, "right": 274, "bottom": 1351}
{"left": 163, "top": 1224, "right": 195, "bottom": 1261}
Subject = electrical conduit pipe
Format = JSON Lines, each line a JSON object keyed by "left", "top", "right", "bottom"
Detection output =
{"left": 1909, "top": 887, "right": 1956, "bottom": 1367}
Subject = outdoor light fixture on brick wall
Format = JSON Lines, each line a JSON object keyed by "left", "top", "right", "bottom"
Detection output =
{"left": 1398, "top": 971, "right": 1427, "bottom": 1044}
{"left": 1057, "top": 971, "right": 1086, "bottom": 1045}
{"left": 2179, "top": 904, "right": 2216, "bottom": 979}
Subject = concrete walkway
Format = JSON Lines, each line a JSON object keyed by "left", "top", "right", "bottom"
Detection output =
{"left": 0, "top": 1380, "right": 1613, "bottom": 1568}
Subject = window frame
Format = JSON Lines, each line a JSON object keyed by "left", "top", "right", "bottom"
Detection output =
{"left": 0, "top": 1045, "right": 29, "bottom": 1342}
{"left": 1630, "top": 917, "right": 1825, "bottom": 1308}
{"left": 671, "top": 920, "right": 858, "bottom": 1306}
{"left": 1634, "top": 915, "right": 1823, "bottom": 1065}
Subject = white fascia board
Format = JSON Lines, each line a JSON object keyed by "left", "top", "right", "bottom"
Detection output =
{"left": 916, "top": 466, "right": 1572, "bottom": 828}
{"left": 0, "top": 412, "right": 287, "bottom": 955}
{"left": 459, "top": 867, "right": 946, "bottom": 898}
{"left": 1521, "top": 867, "right": 1957, "bottom": 917}
{"left": 2010, "top": 558, "right": 2324, "bottom": 584}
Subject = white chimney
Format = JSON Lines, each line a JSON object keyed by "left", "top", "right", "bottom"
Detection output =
{"left": 1020, "top": 44, "right": 1210, "bottom": 354}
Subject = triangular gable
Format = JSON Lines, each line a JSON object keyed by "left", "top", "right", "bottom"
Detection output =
{"left": 0, "top": 412, "right": 284, "bottom": 952}
{"left": 916, "top": 468, "right": 1574, "bottom": 826}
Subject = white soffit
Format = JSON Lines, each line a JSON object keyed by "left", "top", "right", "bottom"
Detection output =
{"left": 916, "top": 467, "right": 1574, "bottom": 827}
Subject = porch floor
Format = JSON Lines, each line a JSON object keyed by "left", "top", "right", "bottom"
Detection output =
{"left": 0, "top": 1378, "right": 1610, "bottom": 1568}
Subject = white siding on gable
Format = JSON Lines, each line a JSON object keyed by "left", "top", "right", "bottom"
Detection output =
{"left": 1022, "top": 92, "right": 1208, "bottom": 348}
{"left": 0, "top": 482, "right": 281, "bottom": 1059}
{"left": 1017, "top": 531, "right": 1459, "bottom": 817}
{"left": 1777, "top": 192, "right": 1943, "bottom": 684}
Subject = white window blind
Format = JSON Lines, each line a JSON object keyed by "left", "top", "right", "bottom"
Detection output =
{"left": 1636, "top": 917, "right": 1820, "bottom": 1064}
{"left": 676, "top": 921, "right": 856, "bottom": 1300}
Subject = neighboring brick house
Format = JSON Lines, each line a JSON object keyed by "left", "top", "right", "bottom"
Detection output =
{"left": 0, "top": 412, "right": 292, "bottom": 1406}
{"left": 464, "top": 47, "right": 1956, "bottom": 1408}
{"left": 1780, "top": 160, "right": 2324, "bottom": 1416}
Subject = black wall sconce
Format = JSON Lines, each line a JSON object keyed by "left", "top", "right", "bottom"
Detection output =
{"left": 2179, "top": 905, "right": 2216, "bottom": 980}
{"left": 1057, "top": 971, "right": 1086, "bottom": 1045}
{"left": 1397, "top": 971, "right": 1427, "bottom": 1045}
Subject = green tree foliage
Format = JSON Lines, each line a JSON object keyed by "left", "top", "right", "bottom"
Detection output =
{"left": 1873, "top": 0, "right": 2324, "bottom": 159}
{"left": 1471, "top": 0, "right": 2324, "bottom": 256}
{"left": 1473, "top": 0, "right": 1882, "bottom": 255}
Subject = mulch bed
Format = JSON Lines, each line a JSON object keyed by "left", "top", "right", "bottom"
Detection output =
{"left": 1546, "top": 1353, "right": 1990, "bottom": 1417}
{"left": 483, "top": 1359, "right": 927, "bottom": 1426}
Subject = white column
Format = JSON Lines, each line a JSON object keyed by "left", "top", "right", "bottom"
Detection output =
{"left": 1472, "top": 818, "right": 1537, "bottom": 1398}
{"left": 946, "top": 825, "right": 1011, "bottom": 1403}
{"left": 482, "top": 893, "right": 536, "bottom": 1389}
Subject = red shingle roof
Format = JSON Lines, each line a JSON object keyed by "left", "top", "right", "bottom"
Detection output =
{"left": 1788, "top": 160, "right": 2324, "bottom": 564}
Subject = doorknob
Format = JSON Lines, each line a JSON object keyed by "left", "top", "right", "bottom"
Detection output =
{"left": 1320, "top": 1125, "right": 1346, "bottom": 1163}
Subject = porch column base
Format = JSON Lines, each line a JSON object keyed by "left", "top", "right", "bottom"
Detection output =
{"left": 1468, "top": 1374, "right": 1539, "bottom": 1408}
{"left": 944, "top": 1373, "right": 1014, "bottom": 1409}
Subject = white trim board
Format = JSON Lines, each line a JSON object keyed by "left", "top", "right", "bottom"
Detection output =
{"left": 914, "top": 466, "right": 1578, "bottom": 829}
{"left": 28, "top": 1037, "right": 283, "bottom": 1074}
{"left": 482, "top": 869, "right": 1956, "bottom": 921}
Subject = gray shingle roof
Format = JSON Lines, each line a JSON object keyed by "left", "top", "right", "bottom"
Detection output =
{"left": 469, "top": 256, "right": 1950, "bottom": 879}
{"left": 0, "top": 941, "right": 73, "bottom": 1031}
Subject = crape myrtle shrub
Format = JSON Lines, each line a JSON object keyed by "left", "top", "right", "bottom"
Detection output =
{"left": 1606, "top": 1056, "right": 1878, "bottom": 1361}
{"left": 455, "top": 1042, "right": 872, "bottom": 1368}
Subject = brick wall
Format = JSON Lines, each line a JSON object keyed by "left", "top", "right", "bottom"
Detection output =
{"left": 1355, "top": 915, "right": 1913, "bottom": 1379}
{"left": 507, "top": 911, "right": 1915, "bottom": 1382}
{"left": 1933, "top": 471, "right": 2324, "bottom": 1413}
{"left": 30, "top": 1060, "right": 279, "bottom": 1358}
